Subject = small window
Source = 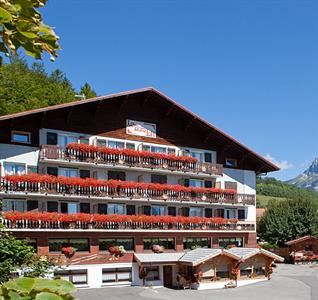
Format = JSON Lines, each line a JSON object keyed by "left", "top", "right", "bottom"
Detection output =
{"left": 27, "top": 200, "right": 38, "bottom": 211}
{"left": 151, "top": 146, "right": 166, "bottom": 153}
{"left": 47, "top": 132, "right": 58, "bottom": 145}
{"left": 108, "top": 171, "right": 125, "bottom": 181}
{"left": 142, "top": 144, "right": 151, "bottom": 152}
{"left": 47, "top": 167, "right": 58, "bottom": 177}
{"left": 79, "top": 170, "right": 90, "bottom": 179}
{"left": 80, "top": 203, "right": 90, "bottom": 213}
{"left": 225, "top": 158, "right": 237, "bottom": 168}
{"left": 107, "top": 203, "right": 124, "bottom": 215}
{"left": 108, "top": 140, "right": 124, "bottom": 149}
{"left": 96, "top": 139, "right": 107, "bottom": 147}
{"left": 3, "top": 162, "right": 26, "bottom": 175}
{"left": 183, "top": 237, "right": 210, "bottom": 250}
{"left": 99, "top": 238, "right": 134, "bottom": 251}
{"left": 145, "top": 266, "right": 159, "bottom": 281}
{"left": 49, "top": 238, "right": 89, "bottom": 252}
{"left": 3, "top": 199, "right": 25, "bottom": 212}
{"left": 55, "top": 270, "right": 87, "bottom": 285}
{"left": 27, "top": 166, "right": 37, "bottom": 174}
{"left": 151, "top": 205, "right": 165, "bottom": 216}
{"left": 126, "top": 205, "right": 135, "bottom": 215}
{"left": 167, "top": 148, "right": 176, "bottom": 155}
{"left": 151, "top": 174, "right": 167, "bottom": 184}
{"left": 47, "top": 201, "right": 58, "bottom": 212}
{"left": 218, "top": 237, "right": 243, "bottom": 248}
{"left": 189, "top": 207, "right": 202, "bottom": 217}
{"left": 168, "top": 206, "right": 176, "bottom": 216}
{"left": 238, "top": 209, "right": 245, "bottom": 220}
{"left": 59, "top": 168, "right": 78, "bottom": 178}
{"left": 143, "top": 238, "right": 175, "bottom": 250}
{"left": 12, "top": 131, "right": 31, "bottom": 144}
{"left": 79, "top": 137, "right": 89, "bottom": 144}
{"left": 189, "top": 179, "right": 204, "bottom": 188}
{"left": 224, "top": 181, "right": 237, "bottom": 191}
{"left": 126, "top": 142, "right": 135, "bottom": 150}
{"left": 102, "top": 268, "right": 132, "bottom": 283}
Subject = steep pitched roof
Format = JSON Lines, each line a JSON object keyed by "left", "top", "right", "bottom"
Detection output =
{"left": 286, "top": 236, "right": 318, "bottom": 246}
{"left": 0, "top": 87, "right": 279, "bottom": 173}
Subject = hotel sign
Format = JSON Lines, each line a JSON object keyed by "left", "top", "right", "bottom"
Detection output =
{"left": 126, "top": 119, "right": 156, "bottom": 138}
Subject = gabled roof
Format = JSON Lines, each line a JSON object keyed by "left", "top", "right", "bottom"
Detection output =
{"left": 286, "top": 236, "right": 318, "bottom": 246}
{"left": 179, "top": 248, "right": 223, "bottom": 266}
{"left": 0, "top": 87, "right": 279, "bottom": 173}
{"left": 226, "top": 247, "right": 284, "bottom": 262}
{"left": 134, "top": 252, "right": 185, "bottom": 265}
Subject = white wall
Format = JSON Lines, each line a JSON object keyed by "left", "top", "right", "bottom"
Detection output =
{"left": 0, "top": 144, "right": 39, "bottom": 174}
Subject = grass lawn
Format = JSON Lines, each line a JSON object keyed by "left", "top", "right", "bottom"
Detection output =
{"left": 256, "top": 194, "right": 287, "bottom": 208}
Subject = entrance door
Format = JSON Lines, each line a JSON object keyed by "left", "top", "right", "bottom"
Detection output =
{"left": 163, "top": 266, "right": 173, "bottom": 288}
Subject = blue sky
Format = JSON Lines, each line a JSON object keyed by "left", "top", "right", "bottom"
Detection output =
{"left": 25, "top": 0, "right": 318, "bottom": 181}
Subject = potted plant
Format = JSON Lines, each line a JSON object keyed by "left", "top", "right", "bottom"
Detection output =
{"left": 151, "top": 244, "right": 165, "bottom": 254}
{"left": 61, "top": 246, "right": 77, "bottom": 258}
{"left": 108, "top": 245, "right": 126, "bottom": 260}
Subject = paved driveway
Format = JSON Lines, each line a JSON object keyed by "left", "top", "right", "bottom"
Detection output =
{"left": 77, "top": 264, "right": 318, "bottom": 300}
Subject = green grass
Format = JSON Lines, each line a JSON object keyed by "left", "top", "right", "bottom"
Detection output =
{"left": 256, "top": 194, "right": 287, "bottom": 208}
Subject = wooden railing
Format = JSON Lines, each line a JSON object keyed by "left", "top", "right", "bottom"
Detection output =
{"left": 0, "top": 177, "right": 255, "bottom": 206}
{"left": 1, "top": 213, "right": 255, "bottom": 231}
{"left": 40, "top": 145, "right": 223, "bottom": 176}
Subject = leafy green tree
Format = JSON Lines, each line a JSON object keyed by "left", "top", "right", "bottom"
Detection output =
{"left": 258, "top": 197, "right": 318, "bottom": 247}
{"left": 0, "top": 277, "right": 76, "bottom": 300}
{"left": 0, "top": 58, "right": 76, "bottom": 115}
{"left": 0, "top": 231, "right": 56, "bottom": 283}
{"left": 79, "top": 82, "right": 97, "bottom": 99}
{"left": 0, "top": 0, "right": 59, "bottom": 64}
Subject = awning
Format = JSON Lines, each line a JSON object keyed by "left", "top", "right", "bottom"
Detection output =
{"left": 134, "top": 252, "right": 185, "bottom": 265}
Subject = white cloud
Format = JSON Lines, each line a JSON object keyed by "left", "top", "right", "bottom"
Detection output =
{"left": 264, "top": 154, "right": 293, "bottom": 171}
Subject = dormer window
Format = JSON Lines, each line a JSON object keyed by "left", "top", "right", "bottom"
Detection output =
{"left": 11, "top": 131, "right": 31, "bottom": 144}
{"left": 225, "top": 158, "right": 237, "bottom": 168}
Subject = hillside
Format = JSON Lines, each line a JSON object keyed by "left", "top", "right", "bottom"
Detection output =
{"left": 286, "top": 158, "right": 318, "bottom": 192}
{"left": 256, "top": 177, "right": 318, "bottom": 208}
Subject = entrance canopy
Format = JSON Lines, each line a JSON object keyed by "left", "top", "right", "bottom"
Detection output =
{"left": 134, "top": 252, "right": 185, "bottom": 265}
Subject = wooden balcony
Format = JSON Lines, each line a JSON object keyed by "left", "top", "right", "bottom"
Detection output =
{"left": 0, "top": 175, "right": 255, "bottom": 206}
{"left": 1, "top": 212, "right": 256, "bottom": 232}
{"left": 40, "top": 145, "right": 223, "bottom": 176}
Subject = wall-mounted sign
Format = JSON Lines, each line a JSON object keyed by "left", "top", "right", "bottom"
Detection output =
{"left": 126, "top": 119, "right": 156, "bottom": 138}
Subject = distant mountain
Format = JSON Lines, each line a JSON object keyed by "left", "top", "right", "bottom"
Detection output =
{"left": 286, "top": 158, "right": 318, "bottom": 192}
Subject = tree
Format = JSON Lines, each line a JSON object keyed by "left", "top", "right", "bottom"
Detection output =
{"left": 0, "top": 58, "right": 76, "bottom": 115}
{"left": 258, "top": 197, "right": 318, "bottom": 247}
{"left": 0, "top": 231, "right": 56, "bottom": 283}
{"left": 0, "top": 277, "right": 76, "bottom": 300}
{"left": 0, "top": 0, "right": 59, "bottom": 64}
{"left": 79, "top": 82, "right": 97, "bottom": 99}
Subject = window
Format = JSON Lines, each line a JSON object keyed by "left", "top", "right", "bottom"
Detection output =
{"left": 189, "top": 179, "right": 204, "bottom": 188}
{"left": 216, "top": 265, "right": 229, "bottom": 280}
{"left": 98, "top": 204, "right": 108, "bottom": 214}
{"left": 3, "top": 199, "right": 25, "bottom": 212}
{"left": 49, "top": 239, "right": 89, "bottom": 252}
{"left": 108, "top": 140, "right": 124, "bottom": 149}
{"left": 168, "top": 206, "right": 176, "bottom": 216}
{"left": 183, "top": 238, "right": 210, "bottom": 250}
{"left": 151, "top": 174, "right": 167, "bottom": 184}
{"left": 240, "top": 263, "right": 252, "bottom": 278}
{"left": 238, "top": 209, "right": 245, "bottom": 220}
{"left": 47, "top": 132, "right": 58, "bottom": 145}
{"left": 12, "top": 131, "right": 31, "bottom": 144}
{"left": 167, "top": 148, "right": 176, "bottom": 155}
{"left": 55, "top": 270, "right": 87, "bottom": 285}
{"left": 99, "top": 238, "right": 134, "bottom": 251}
{"left": 79, "top": 137, "right": 89, "bottom": 144}
{"left": 47, "top": 167, "right": 58, "bottom": 176}
{"left": 107, "top": 204, "right": 124, "bottom": 215}
{"left": 47, "top": 201, "right": 58, "bottom": 212}
{"left": 96, "top": 139, "right": 107, "bottom": 147}
{"left": 59, "top": 168, "right": 78, "bottom": 178}
{"left": 80, "top": 203, "right": 90, "bottom": 213}
{"left": 225, "top": 208, "right": 236, "bottom": 219}
{"left": 102, "top": 268, "right": 132, "bottom": 283}
{"left": 126, "top": 142, "right": 135, "bottom": 150}
{"left": 143, "top": 238, "right": 175, "bottom": 250}
{"left": 145, "top": 266, "right": 159, "bottom": 281}
{"left": 27, "top": 166, "right": 37, "bottom": 174}
{"left": 141, "top": 145, "right": 150, "bottom": 152}
{"left": 205, "top": 208, "right": 213, "bottom": 218}
{"left": 189, "top": 207, "right": 202, "bottom": 217}
{"left": 184, "top": 150, "right": 204, "bottom": 162}
{"left": 4, "top": 162, "right": 25, "bottom": 175}
{"left": 225, "top": 158, "right": 237, "bottom": 168}
{"left": 79, "top": 170, "right": 90, "bottom": 179}
{"left": 61, "top": 202, "right": 78, "bottom": 214}
{"left": 27, "top": 200, "right": 38, "bottom": 211}
{"left": 150, "top": 146, "right": 166, "bottom": 153}
{"left": 58, "top": 134, "right": 78, "bottom": 148}
{"left": 214, "top": 208, "right": 224, "bottom": 218}
{"left": 224, "top": 181, "right": 237, "bottom": 191}
{"left": 218, "top": 237, "right": 243, "bottom": 248}
{"left": 151, "top": 205, "right": 165, "bottom": 216}
{"left": 126, "top": 205, "right": 135, "bottom": 215}
{"left": 108, "top": 171, "right": 125, "bottom": 181}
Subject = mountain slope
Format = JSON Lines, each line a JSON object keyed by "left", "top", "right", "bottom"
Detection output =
{"left": 287, "top": 158, "right": 318, "bottom": 192}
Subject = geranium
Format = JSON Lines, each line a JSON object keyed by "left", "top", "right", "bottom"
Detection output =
{"left": 66, "top": 143, "right": 198, "bottom": 163}
{"left": 61, "top": 246, "right": 77, "bottom": 257}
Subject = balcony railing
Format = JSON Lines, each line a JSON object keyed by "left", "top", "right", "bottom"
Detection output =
{"left": 1, "top": 212, "right": 255, "bottom": 231}
{"left": 0, "top": 175, "right": 255, "bottom": 206}
{"left": 40, "top": 144, "right": 223, "bottom": 176}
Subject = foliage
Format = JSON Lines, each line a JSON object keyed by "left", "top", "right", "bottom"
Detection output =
{"left": 257, "top": 177, "right": 318, "bottom": 202}
{"left": 258, "top": 197, "right": 318, "bottom": 247}
{"left": 0, "top": 58, "right": 76, "bottom": 115}
{"left": 0, "top": 277, "right": 76, "bottom": 300}
{"left": 0, "top": 231, "right": 55, "bottom": 283}
{"left": 79, "top": 83, "right": 97, "bottom": 99}
{"left": 0, "top": 0, "right": 59, "bottom": 64}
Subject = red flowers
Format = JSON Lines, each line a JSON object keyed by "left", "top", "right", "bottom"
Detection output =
{"left": 61, "top": 246, "right": 77, "bottom": 257}
{"left": 2, "top": 211, "right": 236, "bottom": 225}
{"left": 66, "top": 143, "right": 198, "bottom": 163}
{"left": 3, "top": 174, "right": 236, "bottom": 196}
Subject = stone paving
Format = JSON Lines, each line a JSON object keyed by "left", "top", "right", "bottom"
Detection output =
{"left": 77, "top": 264, "right": 318, "bottom": 300}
